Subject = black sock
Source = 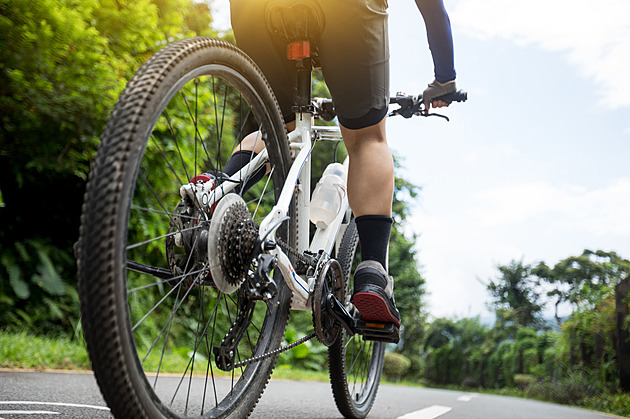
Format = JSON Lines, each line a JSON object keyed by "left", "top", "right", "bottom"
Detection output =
{"left": 355, "top": 215, "right": 392, "bottom": 268}
{"left": 223, "top": 150, "right": 266, "bottom": 194}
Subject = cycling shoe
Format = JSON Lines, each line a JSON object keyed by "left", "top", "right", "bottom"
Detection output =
{"left": 352, "top": 260, "right": 401, "bottom": 327}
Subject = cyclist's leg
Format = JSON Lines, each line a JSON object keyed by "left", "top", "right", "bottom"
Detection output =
{"left": 340, "top": 116, "right": 400, "bottom": 326}
{"left": 226, "top": 0, "right": 297, "bottom": 190}
{"left": 318, "top": 0, "right": 400, "bottom": 325}
{"left": 340, "top": 118, "right": 393, "bottom": 219}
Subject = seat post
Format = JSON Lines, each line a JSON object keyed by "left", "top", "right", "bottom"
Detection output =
{"left": 295, "top": 58, "right": 312, "bottom": 111}
{"left": 287, "top": 40, "right": 313, "bottom": 114}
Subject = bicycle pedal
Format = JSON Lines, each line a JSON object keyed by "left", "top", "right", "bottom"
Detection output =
{"left": 355, "top": 319, "right": 400, "bottom": 344}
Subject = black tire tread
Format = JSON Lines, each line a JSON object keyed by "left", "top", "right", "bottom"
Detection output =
{"left": 328, "top": 220, "right": 384, "bottom": 418}
{"left": 78, "top": 37, "right": 291, "bottom": 418}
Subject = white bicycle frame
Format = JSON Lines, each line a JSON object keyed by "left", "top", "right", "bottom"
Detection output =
{"left": 188, "top": 109, "right": 349, "bottom": 311}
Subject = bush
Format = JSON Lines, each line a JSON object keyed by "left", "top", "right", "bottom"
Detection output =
{"left": 461, "top": 376, "right": 479, "bottom": 388}
{"left": 526, "top": 372, "right": 598, "bottom": 405}
{"left": 383, "top": 352, "right": 411, "bottom": 382}
{"left": 513, "top": 374, "right": 536, "bottom": 389}
{"left": 583, "top": 392, "right": 630, "bottom": 417}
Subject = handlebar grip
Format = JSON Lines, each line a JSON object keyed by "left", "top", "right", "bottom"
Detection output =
{"left": 434, "top": 90, "right": 467, "bottom": 104}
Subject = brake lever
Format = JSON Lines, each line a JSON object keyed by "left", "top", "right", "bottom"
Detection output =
{"left": 418, "top": 109, "right": 450, "bottom": 121}
{"left": 389, "top": 107, "right": 450, "bottom": 121}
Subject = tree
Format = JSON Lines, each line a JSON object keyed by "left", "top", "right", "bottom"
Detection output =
{"left": 616, "top": 277, "right": 630, "bottom": 392}
{"left": 533, "top": 250, "right": 630, "bottom": 320}
{"left": 0, "top": 0, "right": 218, "bottom": 334}
{"left": 422, "top": 317, "right": 488, "bottom": 386}
{"left": 486, "top": 260, "right": 544, "bottom": 330}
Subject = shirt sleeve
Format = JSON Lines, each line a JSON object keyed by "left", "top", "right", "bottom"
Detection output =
{"left": 414, "top": 0, "right": 456, "bottom": 83}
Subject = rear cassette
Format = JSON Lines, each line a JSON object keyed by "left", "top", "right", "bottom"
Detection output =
{"left": 208, "top": 194, "right": 259, "bottom": 293}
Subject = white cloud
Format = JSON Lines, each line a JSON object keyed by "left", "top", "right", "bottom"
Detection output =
{"left": 410, "top": 178, "right": 630, "bottom": 317}
{"left": 468, "top": 178, "right": 630, "bottom": 234}
{"left": 450, "top": 0, "right": 630, "bottom": 108}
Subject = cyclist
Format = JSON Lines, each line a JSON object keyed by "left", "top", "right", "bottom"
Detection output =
{"left": 224, "top": 0, "right": 457, "bottom": 331}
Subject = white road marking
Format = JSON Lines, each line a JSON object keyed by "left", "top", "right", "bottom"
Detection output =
{"left": 397, "top": 405, "right": 453, "bottom": 419}
{"left": 0, "top": 401, "right": 109, "bottom": 410}
{"left": 457, "top": 393, "right": 479, "bottom": 402}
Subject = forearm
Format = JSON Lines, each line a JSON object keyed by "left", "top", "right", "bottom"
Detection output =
{"left": 415, "top": 0, "right": 456, "bottom": 83}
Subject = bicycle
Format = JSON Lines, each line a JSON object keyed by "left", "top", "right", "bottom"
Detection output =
{"left": 77, "top": 14, "right": 466, "bottom": 419}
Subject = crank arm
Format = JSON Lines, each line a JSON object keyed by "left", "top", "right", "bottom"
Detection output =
{"left": 326, "top": 294, "right": 355, "bottom": 337}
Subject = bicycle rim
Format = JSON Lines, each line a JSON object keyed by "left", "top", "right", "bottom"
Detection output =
{"left": 328, "top": 220, "right": 385, "bottom": 418}
{"left": 78, "top": 37, "right": 293, "bottom": 418}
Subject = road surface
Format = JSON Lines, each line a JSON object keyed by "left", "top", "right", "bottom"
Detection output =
{"left": 0, "top": 370, "right": 622, "bottom": 418}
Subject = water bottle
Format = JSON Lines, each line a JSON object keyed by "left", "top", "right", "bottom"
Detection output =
{"left": 310, "top": 162, "right": 347, "bottom": 229}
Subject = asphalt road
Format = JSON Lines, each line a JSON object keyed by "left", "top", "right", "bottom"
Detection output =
{"left": 0, "top": 370, "right": 623, "bottom": 418}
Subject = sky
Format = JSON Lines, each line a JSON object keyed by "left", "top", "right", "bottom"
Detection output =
{"left": 210, "top": 0, "right": 630, "bottom": 321}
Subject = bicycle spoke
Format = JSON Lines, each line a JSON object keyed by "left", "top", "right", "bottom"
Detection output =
{"left": 252, "top": 172, "right": 274, "bottom": 220}
{"left": 162, "top": 109, "right": 191, "bottom": 183}
{"left": 183, "top": 287, "right": 208, "bottom": 415}
{"left": 82, "top": 39, "right": 292, "bottom": 418}
{"left": 149, "top": 132, "right": 185, "bottom": 186}
{"left": 139, "top": 169, "right": 172, "bottom": 217}
{"left": 152, "top": 284, "right": 183, "bottom": 387}
{"left": 131, "top": 205, "right": 201, "bottom": 222}
{"left": 180, "top": 89, "right": 212, "bottom": 169}
{"left": 126, "top": 224, "right": 204, "bottom": 252}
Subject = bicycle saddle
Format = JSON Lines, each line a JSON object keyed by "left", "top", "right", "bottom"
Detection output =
{"left": 265, "top": 0, "right": 325, "bottom": 60}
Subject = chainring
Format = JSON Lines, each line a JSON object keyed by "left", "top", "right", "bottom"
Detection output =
{"left": 208, "top": 194, "right": 259, "bottom": 293}
{"left": 312, "top": 258, "right": 345, "bottom": 347}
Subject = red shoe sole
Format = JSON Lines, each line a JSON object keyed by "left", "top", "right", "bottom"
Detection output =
{"left": 353, "top": 292, "right": 400, "bottom": 327}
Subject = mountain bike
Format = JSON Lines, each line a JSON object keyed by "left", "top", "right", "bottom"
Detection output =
{"left": 77, "top": 28, "right": 466, "bottom": 419}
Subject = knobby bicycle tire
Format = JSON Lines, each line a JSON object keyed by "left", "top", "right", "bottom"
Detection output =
{"left": 78, "top": 37, "right": 294, "bottom": 418}
{"left": 329, "top": 220, "right": 386, "bottom": 418}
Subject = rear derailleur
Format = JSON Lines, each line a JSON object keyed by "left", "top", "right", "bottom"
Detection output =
{"left": 213, "top": 253, "right": 279, "bottom": 371}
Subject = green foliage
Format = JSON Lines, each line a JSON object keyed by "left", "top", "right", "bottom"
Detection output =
{"left": 0, "top": 239, "right": 78, "bottom": 335}
{"left": 420, "top": 250, "right": 628, "bottom": 419}
{"left": 383, "top": 352, "right": 411, "bottom": 382}
{"left": 422, "top": 317, "right": 489, "bottom": 386}
{"left": 513, "top": 374, "right": 536, "bottom": 389}
{"left": 0, "top": 0, "right": 219, "bottom": 337}
{"left": 526, "top": 371, "right": 599, "bottom": 405}
{"left": 533, "top": 249, "right": 630, "bottom": 323}
{"left": 279, "top": 312, "right": 328, "bottom": 372}
{"left": 0, "top": 332, "right": 90, "bottom": 369}
{"left": 583, "top": 392, "right": 630, "bottom": 417}
{"left": 486, "top": 260, "right": 544, "bottom": 330}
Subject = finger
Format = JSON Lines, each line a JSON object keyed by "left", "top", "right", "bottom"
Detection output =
{"left": 432, "top": 100, "right": 449, "bottom": 108}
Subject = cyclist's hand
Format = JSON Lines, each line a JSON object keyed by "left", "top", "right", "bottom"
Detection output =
{"left": 423, "top": 79, "right": 456, "bottom": 109}
{"left": 429, "top": 99, "right": 449, "bottom": 109}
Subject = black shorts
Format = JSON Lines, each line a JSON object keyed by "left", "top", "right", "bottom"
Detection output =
{"left": 230, "top": 0, "right": 390, "bottom": 129}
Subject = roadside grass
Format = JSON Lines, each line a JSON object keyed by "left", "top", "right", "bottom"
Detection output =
{"left": 0, "top": 332, "right": 90, "bottom": 370}
{"left": 0, "top": 331, "right": 329, "bottom": 382}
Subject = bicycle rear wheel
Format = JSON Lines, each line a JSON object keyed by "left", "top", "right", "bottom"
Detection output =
{"left": 329, "top": 220, "right": 386, "bottom": 418}
{"left": 78, "top": 37, "right": 293, "bottom": 418}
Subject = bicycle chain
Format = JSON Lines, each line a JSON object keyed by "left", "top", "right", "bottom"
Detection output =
{"left": 214, "top": 288, "right": 255, "bottom": 371}
{"left": 276, "top": 237, "right": 316, "bottom": 274}
{"left": 232, "top": 332, "right": 317, "bottom": 370}
{"left": 216, "top": 231, "right": 320, "bottom": 371}
{"left": 216, "top": 238, "right": 318, "bottom": 371}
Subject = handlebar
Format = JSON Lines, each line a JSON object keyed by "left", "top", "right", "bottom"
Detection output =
{"left": 389, "top": 90, "right": 467, "bottom": 120}
{"left": 313, "top": 90, "right": 467, "bottom": 122}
